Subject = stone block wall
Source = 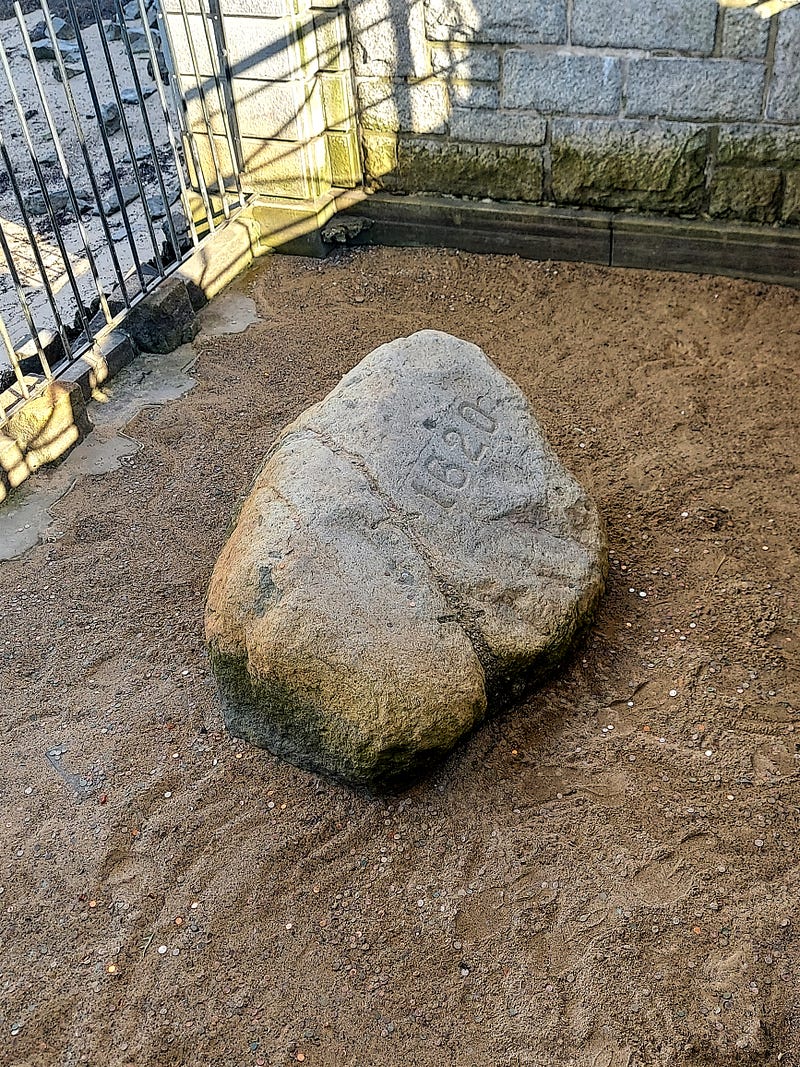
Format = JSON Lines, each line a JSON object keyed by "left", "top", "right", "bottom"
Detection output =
{"left": 352, "top": 0, "right": 800, "bottom": 225}
{"left": 164, "top": 0, "right": 361, "bottom": 200}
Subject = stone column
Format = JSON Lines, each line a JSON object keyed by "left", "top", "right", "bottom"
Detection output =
{"left": 163, "top": 0, "right": 360, "bottom": 202}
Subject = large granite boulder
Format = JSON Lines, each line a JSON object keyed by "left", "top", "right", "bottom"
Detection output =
{"left": 205, "top": 331, "right": 607, "bottom": 788}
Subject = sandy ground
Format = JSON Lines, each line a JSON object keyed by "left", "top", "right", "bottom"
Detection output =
{"left": 1, "top": 246, "right": 800, "bottom": 1067}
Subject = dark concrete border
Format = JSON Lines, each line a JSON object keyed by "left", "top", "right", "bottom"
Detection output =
{"left": 611, "top": 214, "right": 800, "bottom": 287}
{"left": 336, "top": 192, "right": 800, "bottom": 288}
{"left": 338, "top": 195, "right": 613, "bottom": 266}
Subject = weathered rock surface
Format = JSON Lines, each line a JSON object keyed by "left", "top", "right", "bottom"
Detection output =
{"left": 124, "top": 275, "right": 198, "bottom": 352}
{"left": 205, "top": 331, "right": 607, "bottom": 787}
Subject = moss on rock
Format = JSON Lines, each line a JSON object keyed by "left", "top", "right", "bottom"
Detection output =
{"left": 551, "top": 120, "right": 707, "bottom": 214}
{"left": 781, "top": 171, "right": 800, "bottom": 226}
{"left": 717, "top": 124, "right": 800, "bottom": 168}
{"left": 709, "top": 166, "right": 782, "bottom": 224}
{"left": 370, "top": 136, "right": 544, "bottom": 202}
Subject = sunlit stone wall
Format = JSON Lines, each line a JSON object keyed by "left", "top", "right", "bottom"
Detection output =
{"left": 351, "top": 0, "right": 799, "bottom": 225}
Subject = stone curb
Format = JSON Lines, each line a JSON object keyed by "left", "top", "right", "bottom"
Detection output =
{"left": 335, "top": 192, "right": 800, "bottom": 288}
{"left": 0, "top": 209, "right": 269, "bottom": 506}
{"left": 0, "top": 379, "right": 92, "bottom": 505}
{"left": 60, "top": 330, "right": 137, "bottom": 400}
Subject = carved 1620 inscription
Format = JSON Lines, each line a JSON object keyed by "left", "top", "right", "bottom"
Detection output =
{"left": 412, "top": 397, "right": 498, "bottom": 508}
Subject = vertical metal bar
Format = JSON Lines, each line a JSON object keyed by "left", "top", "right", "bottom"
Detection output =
{"left": 199, "top": 0, "right": 245, "bottom": 210}
{"left": 155, "top": 0, "right": 217, "bottom": 234}
{"left": 39, "top": 0, "right": 131, "bottom": 308}
{"left": 62, "top": 0, "right": 147, "bottom": 289}
{"left": 0, "top": 37, "right": 90, "bottom": 337}
{"left": 15, "top": 2, "right": 113, "bottom": 328}
{"left": 112, "top": 0, "right": 180, "bottom": 258}
{"left": 133, "top": 0, "right": 200, "bottom": 248}
{"left": 0, "top": 131, "right": 73, "bottom": 360}
{"left": 0, "top": 312, "right": 31, "bottom": 399}
{"left": 174, "top": 0, "right": 230, "bottom": 219}
{"left": 85, "top": 0, "right": 166, "bottom": 279}
{"left": 0, "top": 220, "right": 54, "bottom": 378}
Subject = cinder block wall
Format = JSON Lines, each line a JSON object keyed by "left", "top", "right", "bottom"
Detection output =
{"left": 352, "top": 0, "right": 800, "bottom": 226}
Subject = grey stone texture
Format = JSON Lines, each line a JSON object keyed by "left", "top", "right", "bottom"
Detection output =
{"left": 32, "top": 38, "right": 56, "bottom": 59}
{"left": 125, "top": 277, "right": 199, "bottom": 353}
{"left": 627, "top": 58, "right": 766, "bottom": 122}
{"left": 717, "top": 124, "right": 800, "bottom": 166}
{"left": 431, "top": 43, "right": 499, "bottom": 82}
{"left": 358, "top": 78, "right": 449, "bottom": 132}
{"left": 53, "top": 61, "right": 83, "bottom": 81}
{"left": 721, "top": 10, "right": 770, "bottom": 59}
{"left": 100, "top": 101, "right": 121, "bottom": 135}
{"left": 23, "top": 189, "right": 69, "bottom": 215}
{"left": 349, "top": 0, "right": 428, "bottom": 77}
{"left": 551, "top": 120, "right": 708, "bottom": 213}
{"left": 350, "top": 3, "right": 797, "bottom": 227}
{"left": 169, "top": 11, "right": 319, "bottom": 81}
{"left": 502, "top": 52, "right": 622, "bottom": 115}
{"left": 425, "top": 0, "right": 566, "bottom": 44}
{"left": 205, "top": 331, "right": 607, "bottom": 787}
{"left": 314, "top": 9, "right": 351, "bottom": 71}
{"left": 572, "top": 0, "right": 716, "bottom": 52}
{"left": 101, "top": 183, "right": 139, "bottom": 216}
{"left": 52, "top": 15, "right": 75, "bottom": 38}
{"left": 232, "top": 78, "right": 325, "bottom": 140}
{"left": 448, "top": 82, "right": 499, "bottom": 109}
{"left": 767, "top": 11, "right": 800, "bottom": 122}
{"left": 450, "top": 109, "right": 546, "bottom": 145}
{"left": 127, "top": 27, "right": 151, "bottom": 53}
{"left": 164, "top": 0, "right": 307, "bottom": 15}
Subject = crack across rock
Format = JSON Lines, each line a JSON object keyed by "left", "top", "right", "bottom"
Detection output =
{"left": 205, "top": 330, "right": 608, "bottom": 788}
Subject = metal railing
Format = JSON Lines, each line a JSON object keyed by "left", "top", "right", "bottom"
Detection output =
{"left": 0, "top": 0, "right": 244, "bottom": 424}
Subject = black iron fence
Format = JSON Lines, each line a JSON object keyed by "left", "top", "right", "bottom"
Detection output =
{"left": 0, "top": 0, "right": 244, "bottom": 422}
